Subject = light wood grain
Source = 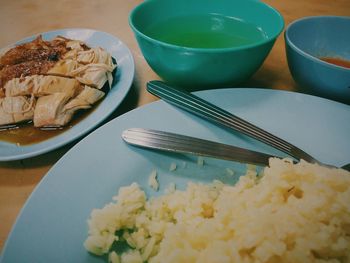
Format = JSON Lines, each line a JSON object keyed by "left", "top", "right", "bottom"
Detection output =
{"left": 0, "top": 0, "right": 349, "bottom": 252}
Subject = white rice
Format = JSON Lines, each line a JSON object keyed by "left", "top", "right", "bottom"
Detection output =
{"left": 197, "top": 156, "right": 204, "bottom": 167}
{"left": 148, "top": 169, "right": 158, "bottom": 191}
{"left": 84, "top": 158, "right": 350, "bottom": 263}
{"left": 225, "top": 167, "right": 235, "bottom": 177}
{"left": 169, "top": 162, "right": 177, "bottom": 172}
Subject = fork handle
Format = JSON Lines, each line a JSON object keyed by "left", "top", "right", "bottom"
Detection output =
{"left": 147, "top": 80, "right": 317, "bottom": 163}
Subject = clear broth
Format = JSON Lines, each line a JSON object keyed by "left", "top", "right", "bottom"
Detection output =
{"left": 144, "top": 14, "right": 267, "bottom": 49}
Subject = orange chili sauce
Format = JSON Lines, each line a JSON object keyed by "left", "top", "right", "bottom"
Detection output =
{"left": 320, "top": 57, "right": 350, "bottom": 69}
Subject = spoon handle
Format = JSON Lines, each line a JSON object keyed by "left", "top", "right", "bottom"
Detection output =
{"left": 147, "top": 80, "right": 317, "bottom": 164}
{"left": 122, "top": 128, "right": 274, "bottom": 166}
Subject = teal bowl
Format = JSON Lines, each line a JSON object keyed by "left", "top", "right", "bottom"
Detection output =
{"left": 129, "top": 0, "right": 284, "bottom": 89}
{"left": 285, "top": 16, "right": 350, "bottom": 104}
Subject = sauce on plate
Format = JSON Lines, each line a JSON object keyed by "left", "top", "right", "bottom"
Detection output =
{"left": 320, "top": 57, "right": 350, "bottom": 69}
{"left": 0, "top": 101, "right": 100, "bottom": 146}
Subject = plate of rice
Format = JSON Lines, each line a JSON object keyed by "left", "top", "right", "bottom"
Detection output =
{"left": 1, "top": 88, "right": 350, "bottom": 263}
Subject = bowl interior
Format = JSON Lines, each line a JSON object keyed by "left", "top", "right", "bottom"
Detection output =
{"left": 286, "top": 16, "right": 350, "bottom": 62}
{"left": 130, "top": 0, "right": 284, "bottom": 49}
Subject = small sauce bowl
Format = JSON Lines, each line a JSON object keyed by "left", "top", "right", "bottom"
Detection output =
{"left": 285, "top": 16, "right": 350, "bottom": 104}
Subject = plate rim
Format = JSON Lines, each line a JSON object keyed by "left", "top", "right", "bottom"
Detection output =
{"left": 0, "top": 28, "right": 135, "bottom": 161}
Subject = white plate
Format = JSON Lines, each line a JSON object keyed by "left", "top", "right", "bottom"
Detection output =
{"left": 0, "top": 28, "right": 134, "bottom": 161}
{"left": 1, "top": 88, "right": 349, "bottom": 262}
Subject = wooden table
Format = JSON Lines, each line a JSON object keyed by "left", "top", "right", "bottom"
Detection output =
{"left": 0, "top": 0, "right": 349, "bottom": 252}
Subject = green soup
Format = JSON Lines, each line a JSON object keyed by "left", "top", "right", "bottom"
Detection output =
{"left": 144, "top": 14, "right": 268, "bottom": 49}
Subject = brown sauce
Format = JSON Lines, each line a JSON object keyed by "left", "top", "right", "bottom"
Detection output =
{"left": 320, "top": 57, "right": 350, "bottom": 69}
{"left": 0, "top": 122, "right": 68, "bottom": 146}
{"left": 0, "top": 100, "right": 102, "bottom": 146}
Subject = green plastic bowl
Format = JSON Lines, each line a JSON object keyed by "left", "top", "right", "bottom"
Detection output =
{"left": 129, "top": 0, "right": 284, "bottom": 89}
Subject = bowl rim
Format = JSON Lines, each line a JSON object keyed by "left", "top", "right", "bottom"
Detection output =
{"left": 285, "top": 15, "right": 350, "bottom": 72}
{"left": 128, "top": 0, "right": 284, "bottom": 53}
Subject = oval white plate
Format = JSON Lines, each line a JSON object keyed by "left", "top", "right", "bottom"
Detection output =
{"left": 1, "top": 89, "right": 350, "bottom": 262}
{"left": 0, "top": 28, "right": 134, "bottom": 161}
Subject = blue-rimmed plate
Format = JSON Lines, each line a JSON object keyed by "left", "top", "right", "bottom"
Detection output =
{"left": 1, "top": 88, "right": 349, "bottom": 262}
{"left": 0, "top": 28, "right": 134, "bottom": 161}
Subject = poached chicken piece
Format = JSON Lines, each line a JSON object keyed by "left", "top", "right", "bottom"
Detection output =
{"left": 0, "top": 35, "right": 116, "bottom": 127}
{"left": 0, "top": 96, "right": 35, "bottom": 125}
{"left": 34, "top": 86, "right": 104, "bottom": 127}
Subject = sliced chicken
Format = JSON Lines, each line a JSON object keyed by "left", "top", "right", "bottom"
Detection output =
{"left": 0, "top": 60, "right": 56, "bottom": 89}
{"left": 0, "top": 35, "right": 68, "bottom": 69}
{"left": 5, "top": 75, "right": 81, "bottom": 98}
{"left": 0, "top": 35, "right": 90, "bottom": 89}
{"left": 50, "top": 47, "right": 117, "bottom": 89}
{"left": 71, "top": 63, "right": 115, "bottom": 89}
{"left": 0, "top": 35, "right": 115, "bottom": 129}
{"left": 0, "top": 96, "right": 35, "bottom": 125}
{"left": 47, "top": 59, "right": 80, "bottom": 76}
{"left": 64, "top": 85, "right": 105, "bottom": 111}
{"left": 65, "top": 39, "right": 88, "bottom": 51}
{"left": 1, "top": 35, "right": 116, "bottom": 90}
{"left": 33, "top": 86, "right": 104, "bottom": 127}
{"left": 33, "top": 93, "right": 72, "bottom": 127}
{"left": 73, "top": 47, "right": 114, "bottom": 66}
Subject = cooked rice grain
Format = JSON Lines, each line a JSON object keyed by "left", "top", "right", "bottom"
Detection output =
{"left": 85, "top": 158, "right": 350, "bottom": 263}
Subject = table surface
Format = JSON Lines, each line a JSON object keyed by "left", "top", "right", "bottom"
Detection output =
{"left": 0, "top": 0, "right": 349, "bottom": 253}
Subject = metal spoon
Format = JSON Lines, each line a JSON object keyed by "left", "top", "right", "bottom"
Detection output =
{"left": 147, "top": 80, "right": 350, "bottom": 171}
